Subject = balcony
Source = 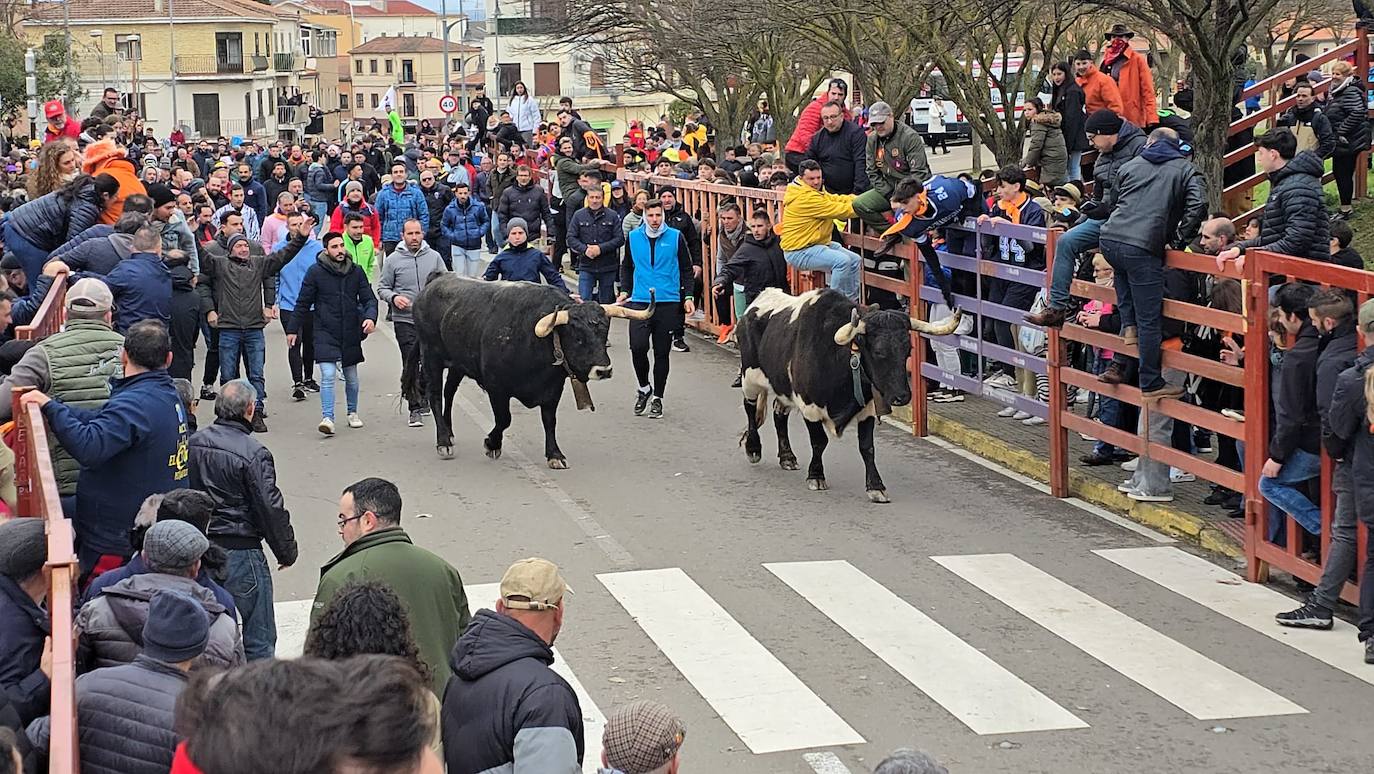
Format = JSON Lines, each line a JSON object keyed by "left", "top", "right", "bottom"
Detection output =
{"left": 274, "top": 52, "right": 298, "bottom": 73}
{"left": 277, "top": 105, "right": 307, "bottom": 126}
{"left": 250, "top": 116, "right": 268, "bottom": 135}
{"left": 175, "top": 54, "right": 247, "bottom": 75}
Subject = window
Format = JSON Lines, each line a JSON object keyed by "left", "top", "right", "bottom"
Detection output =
{"left": 356, "top": 92, "right": 364, "bottom": 109}
{"left": 254, "top": 33, "right": 260, "bottom": 57}
{"left": 257, "top": 90, "right": 264, "bottom": 118}
{"left": 122, "top": 93, "right": 148, "bottom": 115}
{"left": 300, "top": 28, "right": 312, "bottom": 57}
{"left": 319, "top": 31, "right": 337, "bottom": 58}
{"left": 533, "top": 62, "right": 560, "bottom": 96}
{"left": 341, "top": 93, "right": 351, "bottom": 110}
{"left": 355, "top": 58, "right": 363, "bottom": 74}
{"left": 114, "top": 34, "right": 142, "bottom": 62}
{"left": 589, "top": 57, "right": 606, "bottom": 89}
{"left": 370, "top": 92, "right": 379, "bottom": 109}
{"left": 215, "top": 33, "right": 242, "bottom": 70}
{"left": 452, "top": 58, "right": 462, "bottom": 75}
{"left": 385, "top": 59, "right": 393, "bottom": 75}
{"left": 401, "top": 59, "right": 414, "bottom": 83}
{"left": 497, "top": 63, "right": 521, "bottom": 96}
{"left": 369, "top": 59, "right": 378, "bottom": 74}
{"left": 402, "top": 93, "right": 415, "bottom": 117}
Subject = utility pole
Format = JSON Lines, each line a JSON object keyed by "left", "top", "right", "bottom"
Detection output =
{"left": 62, "top": 0, "right": 72, "bottom": 103}
{"left": 168, "top": 0, "right": 179, "bottom": 132}
{"left": 441, "top": 0, "right": 450, "bottom": 107}
{"left": 25, "top": 48, "right": 38, "bottom": 142}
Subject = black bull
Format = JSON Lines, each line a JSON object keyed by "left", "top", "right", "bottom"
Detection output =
{"left": 736, "top": 288, "right": 961, "bottom": 502}
{"left": 400, "top": 275, "right": 653, "bottom": 467}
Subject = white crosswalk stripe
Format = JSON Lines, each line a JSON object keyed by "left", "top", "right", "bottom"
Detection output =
{"left": 597, "top": 567, "right": 866, "bottom": 754}
{"left": 933, "top": 553, "right": 1308, "bottom": 720}
{"left": 1096, "top": 547, "right": 1374, "bottom": 685}
{"left": 766, "top": 559, "right": 1088, "bottom": 735}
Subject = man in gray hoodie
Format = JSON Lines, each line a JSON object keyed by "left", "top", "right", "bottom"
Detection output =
{"left": 378, "top": 218, "right": 450, "bottom": 427}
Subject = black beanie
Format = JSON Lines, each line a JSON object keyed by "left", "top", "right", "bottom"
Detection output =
{"left": 1084, "top": 109, "right": 1124, "bottom": 136}
{"left": 0, "top": 518, "right": 47, "bottom": 580}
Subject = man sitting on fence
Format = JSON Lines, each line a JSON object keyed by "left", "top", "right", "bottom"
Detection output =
{"left": 779, "top": 160, "right": 861, "bottom": 302}
{"left": 1215, "top": 130, "right": 1330, "bottom": 272}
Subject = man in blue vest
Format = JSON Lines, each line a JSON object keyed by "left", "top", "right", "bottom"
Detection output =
{"left": 616, "top": 200, "right": 694, "bottom": 420}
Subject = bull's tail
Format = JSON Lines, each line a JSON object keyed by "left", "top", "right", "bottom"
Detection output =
{"left": 400, "top": 334, "right": 425, "bottom": 405}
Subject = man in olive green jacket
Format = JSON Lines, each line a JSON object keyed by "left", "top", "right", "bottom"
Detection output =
{"left": 312, "top": 477, "right": 470, "bottom": 697}
{"left": 853, "top": 100, "right": 931, "bottom": 231}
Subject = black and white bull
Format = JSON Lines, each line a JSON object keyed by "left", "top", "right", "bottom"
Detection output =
{"left": 401, "top": 275, "right": 653, "bottom": 467}
{"left": 736, "top": 288, "right": 961, "bottom": 502}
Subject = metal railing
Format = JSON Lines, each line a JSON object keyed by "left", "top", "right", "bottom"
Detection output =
{"left": 277, "top": 105, "right": 306, "bottom": 126}
{"left": 174, "top": 54, "right": 247, "bottom": 75}
{"left": 274, "top": 52, "right": 298, "bottom": 73}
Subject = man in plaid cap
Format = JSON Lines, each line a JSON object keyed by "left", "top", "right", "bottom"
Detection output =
{"left": 599, "top": 700, "right": 685, "bottom": 774}
{"left": 442, "top": 557, "right": 583, "bottom": 774}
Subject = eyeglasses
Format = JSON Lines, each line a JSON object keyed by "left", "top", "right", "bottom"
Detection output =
{"left": 337, "top": 513, "right": 363, "bottom": 529}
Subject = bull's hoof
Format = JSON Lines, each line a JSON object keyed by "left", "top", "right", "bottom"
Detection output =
{"left": 485, "top": 447, "right": 502, "bottom": 460}
{"left": 867, "top": 489, "right": 891, "bottom": 504}
{"left": 779, "top": 455, "right": 798, "bottom": 471}
{"left": 436, "top": 445, "right": 454, "bottom": 460}
{"left": 547, "top": 457, "right": 568, "bottom": 470}
{"left": 807, "top": 477, "right": 828, "bottom": 492}
{"left": 747, "top": 452, "right": 761, "bottom": 464}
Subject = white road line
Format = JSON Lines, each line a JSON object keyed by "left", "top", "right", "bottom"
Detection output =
{"left": 467, "top": 584, "right": 607, "bottom": 774}
{"left": 802, "top": 751, "right": 854, "bottom": 774}
{"left": 273, "top": 598, "right": 315, "bottom": 659}
{"left": 376, "top": 321, "right": 636, "bottom": 569}
{"left": 766, "top": 560, "right": 1086, "bottom": 735}
{"left": 933, "top": 553, "right": 1307, "bottom": 720}
{"left": 597, "top": 567, "right": 865, "bottom": 754}
{"left": 1096, "top": 547, "right": 1374, "bottom": 686}
{"left": 915, "top": 432, "right": 1177, "bottom": 544}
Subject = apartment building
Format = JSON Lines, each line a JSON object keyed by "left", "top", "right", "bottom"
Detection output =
{"left": 350, "top": 35, "right": 480, "bottom": 128}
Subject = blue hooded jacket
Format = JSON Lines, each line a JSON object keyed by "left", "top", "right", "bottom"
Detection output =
{"left": 442, "top": 197, "right": 490, "bottom": 250}
{"left": 105, "top": 251, "right": 173, "bottom": 333}
{"left": 275, "top": 236, "right": 323, "bottom": 312}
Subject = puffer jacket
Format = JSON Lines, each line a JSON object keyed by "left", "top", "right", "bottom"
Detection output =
{"left": 1237, "top": 151, "right": 1330, "bottom": 264}
{"left": 441, "top": 610, "right": 584, "bottom": 774}
{"left": 1022, "top": 111, "right": 1069, "bottom": 188}
{"left": 1324, "top": 350, "right": 1374, "bottom": 522}
{"left": 305, "top": 162, "right": 336, "bottom": 202}
{"left": 189, "top": 417, "right": 297, "bottom": 563}
{"left": 1323, "top": 75, "right": 1371, "bottom": 156}
{"left": 1099, "top": 138, "right": 1208, "bottom": 255}
{"left": 497, "top": 181, "right": 553, "bottom": 238}
{"left": 1082, "top": 120, "right": 1146, "bottom": 218}
{"left": 375, "top": 182, "right": 429, "bottom": 243}
{"left": 75, "top": 573, "right": 243, "bottom": 671}
{"left": 52, "top": 230, "right": 135, "bottom": 278}
{"left": 26, "top": 655, "right": 188, "bottom": 774}
{"left": 4, "top": 177, "right": 106, "bottom": 252}
{"left": 442, "top": 197, "right": 490, "bottom": 251}
{"left": 290, "top": 252, "right": 378, "bottom": 366}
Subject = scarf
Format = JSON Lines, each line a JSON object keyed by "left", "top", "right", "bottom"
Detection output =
{"left": 1101, "top": 38, "right": 1130, "bottom": 68}
{"left": 722, "top": 218, "right": 745, "bottom": 246}
{"left": 644, "top": 221, "right": 666, "bottom": 239}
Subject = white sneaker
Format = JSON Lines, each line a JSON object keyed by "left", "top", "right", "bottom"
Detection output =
{"left": 1011, "top": 410, "right": 1032, "bottom": 421}
{"left": 997, "top": 406, "right": 1018, "bottom": 418}
{"left": 1022, "top": 416, "right": 1046, "bottom": 426}
{"left": 1128, "top": 490, "right": 1175, "bottom": 503}
{"left": 1079, "top": 433, "right": 1097, "bottom": 441}
{"left": 347, "top": 413, "right": 364, "bottom": 428}
{"left": 318, "top": 417, "right": 335, "bottom": 435}
{"left": 1121, "top": 457, "right": 1139, "bottom": 472}
{"left": 983, "top": 372, "right": 1014, "bottom": 387}
{"left": 1170, "top": 468, "right": 1196, "bottom": 483}
{"left": 1117, "top": 480, "right": 1137, "bottom": 493}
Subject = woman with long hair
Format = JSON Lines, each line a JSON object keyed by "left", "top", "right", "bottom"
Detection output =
{"left": 508, "top": 80, "right": 540, "bottom": 146}
{"left": 1048, "top": 61, "right": 1089, "bottom": 181}
{"left": 26, "top": 141, "right": 78, "bottom": 200}
{"left": 1, "top": 172, "right": 118, "bottom": 279}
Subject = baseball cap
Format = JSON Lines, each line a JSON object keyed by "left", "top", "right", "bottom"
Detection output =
{"left": 143, "top": 520, "right": 209, "bottom": 573}
{"left": 868, "top": 101, "right": 894, "bottom": 124}
{"left": 499, "top": 558, "right": 567, "bottom": 610}
{"left": 602, "top": 700, "right": 686, "bottom": 774}
{"left": 43, "top": 100, "right": 64, "bottom": 119}
{"left": 610, "top": 180, "right": 624, "bottom": 189}
{"left": 1359, "top": 298, "right": 1374, "bottom": 331}
{"left": 67, "top": 277, "right": 114, "bottom": 312}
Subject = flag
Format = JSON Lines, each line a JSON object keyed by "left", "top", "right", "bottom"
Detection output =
{"left": 378, "top": 85, "right": 397, "bottom": 115}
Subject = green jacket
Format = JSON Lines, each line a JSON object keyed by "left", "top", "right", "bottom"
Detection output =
{"left": 344, "top": 233, "right": 377, "bottom": 282}
{"left": 38, "top": 320, "right": 125, "bottom": 495}
{"left": 865, "top": 121, "right": 931, "bottom": 199}
{"left": 312, "top": 527, "right": 470, "bottom": 696}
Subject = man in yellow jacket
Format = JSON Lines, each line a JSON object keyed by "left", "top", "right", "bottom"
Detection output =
{"left": 780, "top": 160, "right": 861, "bottom": 300}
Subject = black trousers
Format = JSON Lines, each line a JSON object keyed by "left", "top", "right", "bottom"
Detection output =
{"left": 201, "top": 323, "right": 219, "bottom": 387}
{"left": 394, "top": 320, "right": 426, "bottom": 410}
{"left": 628, "top": 303, "right": 684, "bottom": 398}
{"left": 1333, "top": 151, "right": 1358, "bottom": 206}
{"left": 279, "top": 309, "right": 315, "bottom": 384}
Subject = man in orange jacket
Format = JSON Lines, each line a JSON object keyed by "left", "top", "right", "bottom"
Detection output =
{"left": 1099, "top": 23, "right": 1157, "bottom": 128}
{"left": 1074, "top": 50, "right": 1125, "bottom": 117}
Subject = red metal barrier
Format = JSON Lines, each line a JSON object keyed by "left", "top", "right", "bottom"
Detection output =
{"left": 15, "top": 270, "right": 67, "bottom": 342}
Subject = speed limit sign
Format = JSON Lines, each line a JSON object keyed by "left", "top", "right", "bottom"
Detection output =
{"left": 438, "top": 94, "right": 458, "bottom": 114}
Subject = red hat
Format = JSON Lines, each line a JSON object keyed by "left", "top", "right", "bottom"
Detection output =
{"left": 43, "top": 100, "right": 64, "bottom": 120}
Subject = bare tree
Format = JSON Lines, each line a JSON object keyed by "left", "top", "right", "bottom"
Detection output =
{"left": 1249, "top": 0, "right": 1352, "bottom": 76}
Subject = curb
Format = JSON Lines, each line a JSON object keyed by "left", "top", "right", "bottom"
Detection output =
{"left": 919, "top": 413, "right": 1245, "bottom": 559}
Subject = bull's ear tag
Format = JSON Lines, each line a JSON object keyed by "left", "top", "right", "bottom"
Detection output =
{"left": 850, "top": 352, "right": 861, "bottom": 371}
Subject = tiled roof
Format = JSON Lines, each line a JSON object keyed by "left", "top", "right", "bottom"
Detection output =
{"left": 28, "top": 0, "right": 277, "bottom": 21}
{"left": 351, "top": 35, "right": 479, "bottom": 53}
{"left": 312, "top": 0, "right": 437, "bottom": 16}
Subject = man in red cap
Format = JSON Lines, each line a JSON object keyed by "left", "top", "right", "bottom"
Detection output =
{"left": 43, "top": 100, "right": 80, "bottom": 144}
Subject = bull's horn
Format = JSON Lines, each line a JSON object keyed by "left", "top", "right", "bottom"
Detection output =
{"left": 534, "top": 309, "right": 571, "bottom": 337}
{"left": 911, "top": 307, "right": 962, "bottom": 336}
{"left": 833, "top": 308, "right": 866, "bottom": 345}
{"left": 601, "top": 288, "right": 656, "bottom": 321}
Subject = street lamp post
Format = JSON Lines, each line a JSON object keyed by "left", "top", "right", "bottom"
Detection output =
{"left": 90, "top": 30, "right": 105, "bottom": 87}
{"left": 168, "top": 0, "right": 179, "bottom": 132}
{"left": 128, "top": 34, "right": 141, "bottom": 116}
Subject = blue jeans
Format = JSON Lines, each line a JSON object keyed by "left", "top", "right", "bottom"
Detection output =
{"left": 1049, "top": 218, "right": 1103, "bottom": 310}
{"left": 1067, "top": 151, "right": 1084, "bottom": 183}
{"left": 218, "top": 328, "right": 267, "bottom": 410}
{"left": 319, "top": 361, "right": 359, "bottom": 420}
{"left": 308, "top": 198, "right": 329, "bottom": 226}
{"left": 452, "top": 247, "right": 483, "bottom": 277}
{"left": 224, "top": 548, "right": 275, "bottom": 661}
{"left": 785, "top": 241, "right": 860, "bottom": 301}
{"left": 487, "top": 211, "right": 501, "bottom": 252}
{"left": 1101, "top": 239, "right": 1165, "bottom": 391}
{"left": 3, "top": 220, "right": 48, "bottom": 283}
{"left": 1092, "top": 351, "right": 1125, "bottom": 456}
{"left": 578, "top": 268, "right": 618, "bottom": 303}
{"left": 1259, "top": 448, "right": 1323, "bottom": 536}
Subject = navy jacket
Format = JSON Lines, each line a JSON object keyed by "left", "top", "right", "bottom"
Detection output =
{"left": 105, "top": 252, "right": 172, "bottom": 333}
{"left": 42, "top": 370, "right": 191, "bottom": 557}
{"left": 52, "top": 231, "right": 136, "bottom": 279}
{"left": 442, "top": 198, "right": 490, "bottom": 251}
{"left": 483, "top": 245, "right": 569, "bottom": 293}
{"left": 441, "top": 610, "right": 584, "bottom": 774}
{"left": 0, "top": 575, "right": 50, "bottom": 729}
{"left": 239, "top": 179, "right": 270, "bottom": 221}
{"left": 566, "top": 205, "right": 624, "bottom": 273}
{"left": 289, "top": 255, "right": 378, "bottom": 367}
{"left": 1269, "top": 321, "right": 1322, "bottom": 462}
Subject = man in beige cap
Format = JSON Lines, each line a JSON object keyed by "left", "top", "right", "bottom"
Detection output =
{"left": 599, "top": 700, "right": 686, "bottom": 774}
{"left": 0, "top": 273, "right": 123, "bottom": 507}
{"left": 441, "top": 557, "right": 583, "bottom": 774}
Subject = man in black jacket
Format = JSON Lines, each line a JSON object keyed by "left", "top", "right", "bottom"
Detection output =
{"left": 1276, "top": 290, "right": 1360, "bottom": 629}
{"left": 442, "top": 558, "right": 583, "bottom": 774}
{"left": 1259, "top": 282, "right": 1324, "bottom": 542}
{"left": 188, "top": 380, "right": 297, "bottom": 661}
{"left": 418, "top": 170, "right": 453, "bottom": 260}
{"left": 1217, "top": 130, "right": 1330, "bottom": 270}
{"left": 566, "top": 186, "right": 624, "bottom": 303}
{"left": 804, "top": 101, "right": 870, "bottom": 195}
{"left": 1276, "top": 82, "right": 1336, "bottom": 158}
{"left": 497, "top": 165, "right": 553, "bottom": 242}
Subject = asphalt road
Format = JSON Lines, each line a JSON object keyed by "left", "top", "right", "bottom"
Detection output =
{"left": 218, "top": 312, "right": 1374, "bottom": 774}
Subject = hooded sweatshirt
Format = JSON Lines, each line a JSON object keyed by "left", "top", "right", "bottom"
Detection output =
{"left": 379, "top": 239, "right": 448, "bottom": 324}
{"left": 1099, "top": 138, "right": 1207, "bottom": 255}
